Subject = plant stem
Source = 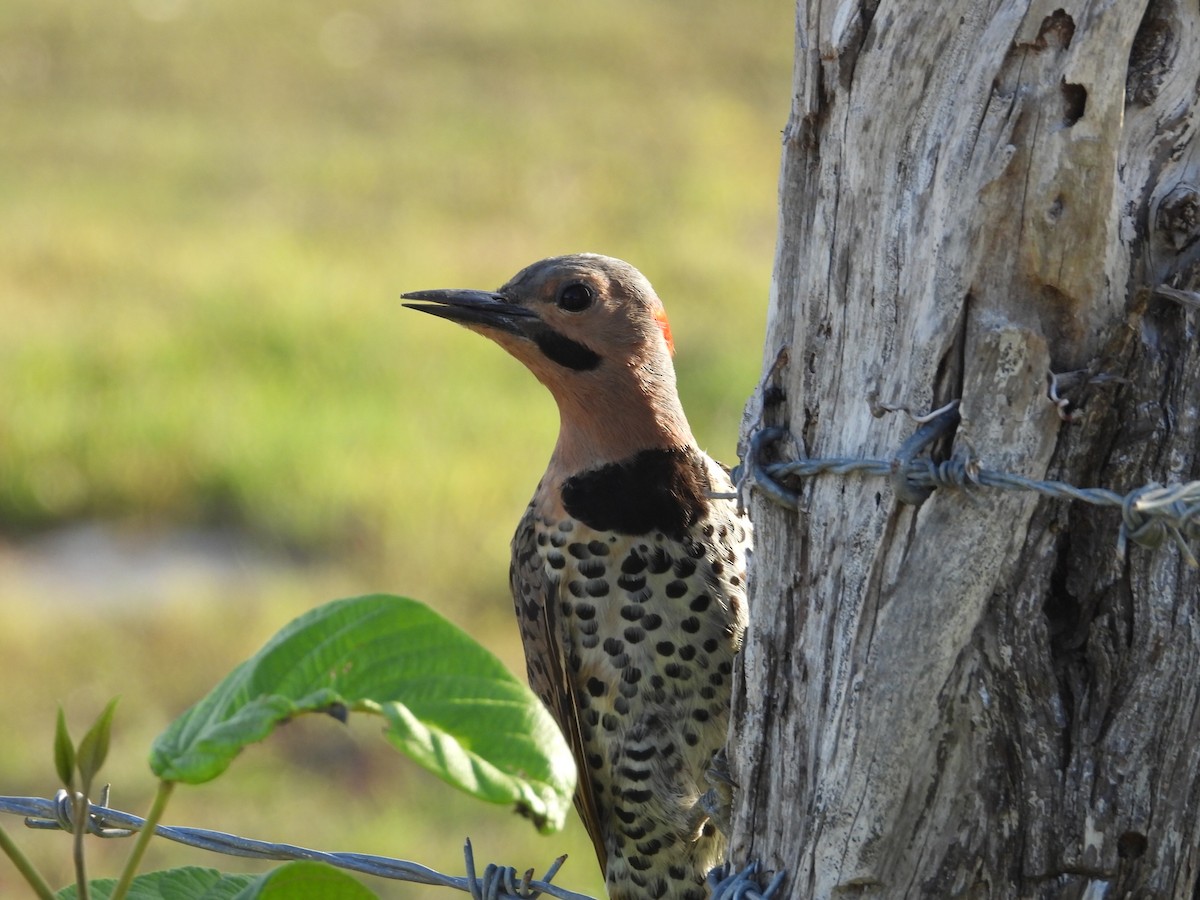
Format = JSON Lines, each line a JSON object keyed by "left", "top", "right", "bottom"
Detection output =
{"left": 110, "top": 779, "right": 174, "bottom": 900}
{"left": 0, "top": 822, "right": 57, "bottom": 900}
{"left": 72, "top": 790, "right": 89, "bottom": 900}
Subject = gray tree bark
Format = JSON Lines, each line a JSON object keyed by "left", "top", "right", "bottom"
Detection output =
{"left": 729, "top": 1, "right": 1200, "bottom": 897}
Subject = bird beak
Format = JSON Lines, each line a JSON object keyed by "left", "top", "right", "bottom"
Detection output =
{"left": 401, "top": 289, "right": 537, "bottom": 337}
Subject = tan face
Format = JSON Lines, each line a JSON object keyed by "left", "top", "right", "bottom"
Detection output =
{"left": 402, "top": 253, "right": 693, "bottom": 469}
{"left": 493, "top": 255, "right": 675, "bottom": 371}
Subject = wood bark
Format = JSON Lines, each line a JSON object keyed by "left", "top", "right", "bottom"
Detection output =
{"left": 729, "top": 1, "right": 1200, "bottom": 897}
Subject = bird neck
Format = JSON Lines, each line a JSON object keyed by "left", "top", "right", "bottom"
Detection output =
{"left": 547, "top": 371, "right": 696, "bottom": 477}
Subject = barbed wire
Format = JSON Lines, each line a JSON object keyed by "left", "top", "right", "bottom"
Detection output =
{"left": 3, "top": 792, "right": 588, "bottom": 900}
{"left": 1, "top": 793, "right": 780, "bottom": 900}
{"left": 744, "top": 402, "right": 1200, "bottom": 566}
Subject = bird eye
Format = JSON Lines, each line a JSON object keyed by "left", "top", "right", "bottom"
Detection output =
{"left": 557, "top": 282, "right": 594, "bottom": 313}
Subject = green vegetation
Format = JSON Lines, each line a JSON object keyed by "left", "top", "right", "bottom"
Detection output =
{"left": 0, "top": 0, "right": 789, "bottom": 896}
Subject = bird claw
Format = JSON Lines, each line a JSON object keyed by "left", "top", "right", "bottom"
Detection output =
{"left": 707, "top": 860, "right": 786, "bottom": 900}
{"left": 698, "top": 748, "right": 736, "bottom": 836}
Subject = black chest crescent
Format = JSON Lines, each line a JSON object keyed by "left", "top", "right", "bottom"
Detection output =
{"left": 560, "top": 447, "right": 712, "bottom": 539}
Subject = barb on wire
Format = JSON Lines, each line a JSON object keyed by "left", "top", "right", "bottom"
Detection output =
{"left": 749, "top": 405, "right": 1200, "bottom": 566}
{"left": 707, "top": 861, "right": 786, "bottom": 900}
{"left": 2, "top": 794, "right": 596, "bottom": 900}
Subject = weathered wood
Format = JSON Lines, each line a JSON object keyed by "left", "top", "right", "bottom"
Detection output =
{"left": 730, "top": 1, "right": 1200, "bottom": 896}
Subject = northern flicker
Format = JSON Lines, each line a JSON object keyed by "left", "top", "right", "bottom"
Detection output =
{"left": 403, "top": 254, "right": 750, "bottom": 900}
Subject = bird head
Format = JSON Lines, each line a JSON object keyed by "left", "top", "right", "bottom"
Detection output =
{"left": 403, "top": 253, "right": 675, "bottom": 380}
{"left": 403, "top": 254, "right": 693, "bottom": 470}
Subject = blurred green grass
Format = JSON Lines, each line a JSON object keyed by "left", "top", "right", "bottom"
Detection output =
{"left": 0, "top": 0, "right": 789, "bottom": 896}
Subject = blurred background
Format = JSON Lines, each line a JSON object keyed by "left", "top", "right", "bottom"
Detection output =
{"left": 0, "top": 1, "right": 791, "bottom": 896}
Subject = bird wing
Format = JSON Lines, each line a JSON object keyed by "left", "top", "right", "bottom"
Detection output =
{"left": 510, "top": 509, "right": 608, "bottom": 873}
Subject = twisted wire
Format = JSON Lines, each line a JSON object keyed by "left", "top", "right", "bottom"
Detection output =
{"left": 749, "top": 424, "right": 1200, "bottom": 566}
{"left": 2, "top": 794, "right": 782, "bottom": 900}
{"left": 2, "top": 793, "right": 591, "bottom": 900}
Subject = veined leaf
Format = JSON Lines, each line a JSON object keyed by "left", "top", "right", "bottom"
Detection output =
{"left": 55, "top": 863, "right": 373, "bottom": 900}
{"left": 150, "top": 594, "right": 575, "bottom": 832}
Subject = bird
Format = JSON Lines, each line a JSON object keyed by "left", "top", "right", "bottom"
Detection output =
{"left": 403, "top": 254, "right": 751, "bottom": 900}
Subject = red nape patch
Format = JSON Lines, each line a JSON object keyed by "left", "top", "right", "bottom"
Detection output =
{"left": 655, "top": 308, "right": 675, "bottom": 356}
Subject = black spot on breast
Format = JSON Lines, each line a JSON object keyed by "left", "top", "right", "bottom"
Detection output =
{"left": 619, "top": 765, "right": 653, "bottom": 782}
{"left": 656, "top": 641, "right": 675, "bottom": 656}
{"left": 618, "top": 574, "right": 646, "bottom": 591}
{"left": 585, "top": 578, "right": 610, "bottom": 597}
{"left": 642, "top": 614, "right": 663, "bottom": 630}
{"left": 665, "top": 580, "right": 688, "bottom": 599}
{"left": 626, "top": 745, "right": 656, "bottom": 762}
{"left": 621, "top": 604, "right": 645, "bottom": 621}
{"left": 621, "top": 554, "right": 647, "bottom": 575}
{"left": 702, "top": 638, "right": 719, "bottom": 653}
{"left": 647, "top": 548, "right": 672, "bottom": 574}
{"left": 673, "top": 558, "right": 697, "bottom": 578}
{"left": 628, "top": 855, "right": 653, "bottom": 871}
{"left": 624, "top": 626, "right": 646, "bottom": 643}
{"left": 690, "top": 594, "right": 712, "bottom": 613}
{"left": 578, "top": 559, "right": 606, "bottom": 578}
{"left": 560, "top": 448, "right": 713, "bottom": 538}
{"left": 628, "top": 587, "right": 654, "bottom": 605}
{"left": 614, "top": 806, "right": 636, "bottom": 824}
{"left": 681, "top": 616, "right": 701, "bottom": 633}
{"left": 603, "top": 637, "right": 624, "bottom": 656}
{"left": 586, "top": 677, "right": 607, "bottom": 697}
{"left": 546, "top": 551, "right": 566, "bottom": 569}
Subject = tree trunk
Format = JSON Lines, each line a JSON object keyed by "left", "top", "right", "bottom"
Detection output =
{"left": 729, "top": 1, "right": 1200, "bottom": 897}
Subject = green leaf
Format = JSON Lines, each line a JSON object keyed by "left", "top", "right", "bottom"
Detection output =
{"left": 54, "top": 706, "right": 75, "bottom": 789}
{"left": 76, "top": 698, "right": 119, "bottom": 789}
{"left": 150, "top": 594, "right": 576, "bottom": 832}
{"left": 56, "top": 866, "right": 254, "bottom": 899}
{"left": 234, "top": 862, "right": 376, "bottom": 899}
{"left": 55, "top": 864, "right": 375, "bottom": 900}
